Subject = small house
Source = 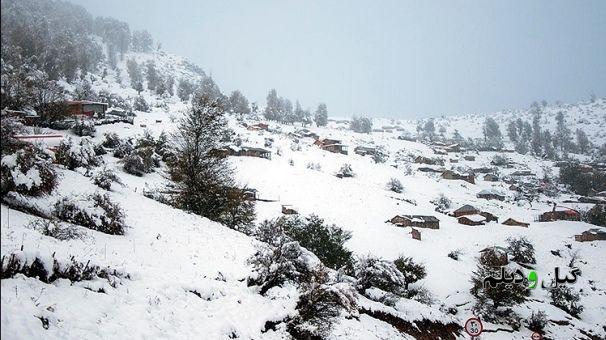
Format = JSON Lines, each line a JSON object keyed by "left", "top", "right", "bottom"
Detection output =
{"left": 442, "top": 170, "right": 475, "bottom": 184}
{"left": 242, "top": 188, "right": 258, "bottom": 201}
{"left": 473, "top": 167, "right": 493, "bottom": 174}
{"left": 2, "top": 109, "right": 40, "bottom": 125}
{"left": 452, "top": 204, "right": 480, "bottom": 217}
{"left": 502, "top": 218, "right": 529, "bottom": 228}
{"left": 464, "top": 155, "right": 476, "bottom": 161}
{"left": 314, "top": 138, "right": 348, "bottom": 155}
{"left": 479, "top": 246, "right": 509, "bottom": 266}
{"left": 354, "top": 146, "right": 376, "bottom": 156}
{"left": 281, "top": 205, "right": 298, "bottom": 215}
{"left": 418, "top": 167, "right": 443, "bottom": 173}
{"left": 449, "top": 158, "right": 459, "bottom": 163}
{"left": 477, "top": 189, "right": 505, "bottom": 201}
{"left": 539, "top": 206, "right": 581, "bottom": 222}
{"left": 511, "top": 170, "right": 535, "bottom": 177}
{"left": 444, "top": 144, "right": 462, "bottom": 153}
{"left": 247, "top": 123, "right": 269, "bottom": 131}
{"left": 574, "top": 228, "right": 606, "bottom": 242}
{"left": 415, "top": 156, "right": 439, "bottom": 165}
{"left": 457, "top": 214, "right": 486, "bottom": 226}
{"left": 239, "top": 146, "right": 271, "bottom": 159}
{"left": 480, "top": 211, "right": 499, "bottom": 223}
{"left": 67, "top": 100, "right": 107, "bottom": 118}
{"left": 389, "top": 215, "right": 440, "bottom": 229}
{"left": 411, "top": 228, "right": 421, "bottom": 241}
{"left": 483, "top": 173, "right": 499, "bottom": 182}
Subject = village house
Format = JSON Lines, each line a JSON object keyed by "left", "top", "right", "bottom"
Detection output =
{"left": 2, "top": 108, "right": 40, "bottom": 125}
{"left": 67, "top": 100, "right": 108, "bottom": 119}
{"left": 539, "top": 206, "right": 581, "bottom": 222}
{"left": 411, "top": 228, "right": 421, "bottom": 241}
{"left": 473, "top": 167, "right": 493, "bottom": 174}
{"left": 441, "top": 170, "right": 475, "bottom": 184}
{"left": 389, "top": 215, "right": 440, "bottom": 229}
{"left": 574, "top": 228, "right": 606, "bottom": 242}
{"left": 281, "top": 205, "right": 298, "bottom": 215}
{"left": 464, "top": 155, "right": 476, "bottom": 161}
{"left": 479, "top": 246, "right": 509, "bottom": 266}
{"left": 483, "top": 173, "right": 499, "bottom": 182}
{"left": 247, "top": 122, "right": 269, "bottom": 131}
{"left": 295, "top": 129, "right": 319, "bottom": 139}
{"left": 354, "top": 146, "right": 376, "bottom": 156}
{"left": 449, "top": 158, "right": 459, "bottom": 163}
{"left": 314, "top": 138, "right": 348, "bottom": 155}
{"left": 415, "top": 156, "right": 442, "bottom": 165}
{"left": 477, "top": 189, "right": 505, "bottom": 201}
{"left": 502, "top": 218, "right": 530, "bottom": 228}
{"left": 457, "top": 214, "right": 487, "bottom": 226}
{"left": 418, "top": 167, "right": 444, "bottom": 173}
{"left": 511, "top": 170, "right": 535, "bottom": 177}
{"left": 242, "top": 188, "right": 258, "bottom": 201}
{"left": 480, "top": 211, "right": 499, "bottom": 223}
{"left": 444, "top": 144, "right": 462, "bottom": 153}
{"left": 452, "top": 204, "right": 480, "bottom": 217}
{"left": 239, "top": 146, "right": 271, "bottom": 159}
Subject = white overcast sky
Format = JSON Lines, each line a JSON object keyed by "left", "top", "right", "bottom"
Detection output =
{"left": 71, "top": 0, "right": 606, "bottom": 118}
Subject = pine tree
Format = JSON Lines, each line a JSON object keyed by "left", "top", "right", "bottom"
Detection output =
{"left": 531, "top": 110, "right": 542, "bottom": 156}
{"left": 483, "top": 117, "right": 503, "bottom": 150}
{"left": 314, "top": 103, "right": 328, "bottom": 127}
{"left": 575, "top": 129, "right": 590, "bottom": 154}
{"left": 228, "top": 90, "right": 251, "bottom": 114}
{"left": 264, "top": 89, "right": 281, "bottom": 121}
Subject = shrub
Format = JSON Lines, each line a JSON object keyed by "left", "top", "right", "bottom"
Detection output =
{"left": 583, "top": 204, "right": 606, "bottom": 227}
{"left": 28, "top": 219, "right": 85, "bottom": 241}
{"left": 102, "top": 132, "right": 121, "bottom": 148}
{"left": 93, "top": 143, "right": 107, "bottom": 156}
{"left": 525, "top": 310, "right": 547, "bottom": 333}
{"left": 386, "top": 177, "right": 403, "bottom": 193}
{"left": 1, "top": 145, "right": 57, "bottom": 197}
{"left": 490, "top": 154, "right": 509, "bottom": 166}
{"left": 53, "top": 193, "right": 126, "bottom": 235}
{"left": 133, "top": 96, "right": 150, "bottom": 112}
{"left": 448, "top": 249, "right": 462, "bottom": 261}
{"left": 432, "top": 194, "right": 452, "bottom": 212}
{"left": 393, "top": 256, "right": 427, "bottom": 289}
{"left": 92, "top": 167, "right": 123, "bottom": 190}
{"left": 337, "top": 163, "right": 355, "bottom": 178}
{"left": 350, "top": 116, "right": 372, "bottom": 133}
{"left": 548, "top": 283, "right": 584, "bottom": 318}
{"left": 135, "top": 130, "right": 156, "bottom": 149}
{"left": 506, "top": 236, "right": 536, "bottom": 264}
{"left": 121, "top": 153, "right": 146, "bottom": 176}
{"left": 113, "top": 139, "right": 134, "bottom": 159}
{"left": 71, "top": 119, "right": 96, "bottom": 137}
{"left": 354, "top": 256, "right": 406, "bottom": 295}
{"left": 55, "top": 137, "right": 102, "bottom": 170}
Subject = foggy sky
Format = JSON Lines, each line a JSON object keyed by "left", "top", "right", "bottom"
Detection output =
{"left": 70, "top": 0, "right": 606, "bottom": 119}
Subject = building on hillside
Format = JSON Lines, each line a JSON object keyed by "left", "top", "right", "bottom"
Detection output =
{"left": 452, "top": 204, "right": 480, "bottom": 217}
{"left": 239, "top": 146, "right": 271, "bottom": 159}
{"left": 411, "top": 228, "right": 421, "bottom": 241}
{"left": 449, "top": 158, "right": 459, "bottom": 163}
{"left": 314, "top": 138, "right": 348, "bottom": 155}
{"left": 575, "top": 228, "right": 606, "bottom": 242}
{"left": 502, "top": 218, "right": 530, "bottom": 228}
{"left": 247, "top": 123, "right": 269, "bottom": 131}
{"left": 415, "top": 156, "right": 440, "bottom": 165}
{"left": 457, "top": 214, "right": 487, "bottom": 226}
{"left": 281, "top": 205, "right": 298, "bottom": 215}
{"left": 67, "top": 100, "right": 107, "bottom": 118}
{"left": 444, "top": 144, "right": 462, "bottom": 153}
{"left": 480, "top": 211, "right": 499, "bottom": 223}
{"left": 389, "top": 215, "right": 440, "bottom": 229}
{"left": 354, "top": 146, "right": 376, "bottom": 156}
{"left": 2, "top": 108, "right": 40, "bottom": 125}
{"left": 479, "top": 246, "right": 509, "bottom": 266}
{"left": 242, "top": 188, "right": 258, "bottom": 201}
{"left": 477, "top": 189, "right": 505, "bottom": 201}
{"left": 418, "top": 167, "right": 443, "bottom": 173}
{"left": 511, "top": 170, "right": 535, "bottom": 177}
{"left": 442, "top": 170, "right": 475, "bottom": 184}
{"left": 539, "top": 206, "right": 581, "bottom": 222}
{"left": 464, "top": 155, "right": 476, "bottom": 161}
{"left": 483, "top": 173, "right": 499, "bottom": 182}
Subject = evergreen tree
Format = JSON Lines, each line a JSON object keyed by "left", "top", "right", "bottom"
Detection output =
{"left": 228, "top": 90, "right": 251, "bottom": 114}
{"left": 314, "top": 103, "right": 328, "bottom": 127}
{"left": 531, "top": 110, "right": 542, "bottom": 155}
{"left": 423, "top": 119, "right": 435, "bottom": 141}
{"left": 177, "top": 79, "right": 195, "bottom": 101}
{"left": 576, "top": 129, "right": 590, "bottom": 154}
{"left": 264, "top": 89, "right": 281, "bottom": 121}
{"left": 483, "top": 117, "right": 503, "bottom": 150}
{"left": 555, "top": 111, "right": 572, "bottom": 153}
{"left": 507, "top": 120, "right": 518, "bottom": 143}
{"left": 145, "top": 61, "right": 160, "bottom": 91}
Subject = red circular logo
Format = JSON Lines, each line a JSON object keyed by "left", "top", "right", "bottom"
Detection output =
{"left": 531, "top": 332, "right": 543, "bottom": 340}
{"left": 464, "top": 317, "right": 483, "bottom": 336}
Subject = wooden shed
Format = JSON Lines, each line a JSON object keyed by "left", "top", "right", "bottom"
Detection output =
{"left": 67, "top": 100, "right": 107, "bottom": 118}
{"left": 477, "top": 189, "right": 505, "bottom": 201}
{"left": 575, "top": 228, "right": 606, "bottom": 242}
{"left": 452, "top": 204, "right": 480, "bottom": 217}
{"left": 457, "top": 214, "right": 486, "bottom": 226}
{"left": 389, "top": 215, "right": 440, "bottom": 229}
{"left": 411, "top": 228, "right": 421, "bottom": 241}
{"left": 502, "top": 218, "right": 529, "bottom": 228}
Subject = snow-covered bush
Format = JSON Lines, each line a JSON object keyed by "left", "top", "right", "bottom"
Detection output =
{"left": 548, "top": 283, "right": 584, "bottom": 318}
{"left": 337, "top": 163, "right": 355, "bottom": 178}
{"left": 506, "top": 236, "right": 536, "bottom": 264}
{"left": 92, "top": 167, "right": 123, "bottom": 190}
{"left": 113, "top": 139, "right": 134, "bottom": 158}
{"left": 29, "top": 219, "right": 84, "bottom": 241}
{"left": 133, "top": 95, "right": 150, "bottom": 112}
{"left": 1, "top": 145, "right": 57, "bottom": 197}
{"left": 306, "top": 162, "right": 321, "bottom": 171}
{"left": 102, "top": 132, "right": 121, "bottom": 148}
{"left": 53, "top": 193, "right": 126, "bottom": 235}
{"left": 490, "top": 154, "right": 510, "bottom": 166}
{"left": 247, "top": 241, "right": 319, "bottom": 295}
{"left": 121, "top": 147, "right": 157, "bottom": 176}
{"left": 525, "top": 310, "right": 547, "bottom": 333}
{"left": 289, "top": 280, "right": 358, "bottom": 339}
{"left": 431, "top": 194, "right": 452, "bottom": 213}
{"left": 447, "top": 249, "right": 463, "bottom": 261}
{"left": 386, "top": 177, "right": 403, "bottom": 193}
{"left": 71, "top": 119, "right": 96, "bottom": 137}
{"left": 393, "top": 256, "right": 427, "bottom": 290}
{"left": 404, "top": 286, "right": 434, "bottom": 305}
{"left": 355, "top": 256, "right": 406, "bottom": 294}
{"left": 93, "top": 143, "right": 107, "bottom": 156}
{"left": 0, "top": 111, "right": 26, "bottom": 154}
{"left": 55, "top": 137, "right": 102, "bottom": 170}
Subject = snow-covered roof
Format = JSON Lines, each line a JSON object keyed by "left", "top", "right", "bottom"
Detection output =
{"left": 459, "top": 214, "right": 486, "bottom": 223}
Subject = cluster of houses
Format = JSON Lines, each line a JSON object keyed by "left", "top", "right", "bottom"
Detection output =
{"left": 212, "top": 146, "right": 272, "bottom": 159}
{"left": 313, "top": 138, "right": 348, "bottom": 155}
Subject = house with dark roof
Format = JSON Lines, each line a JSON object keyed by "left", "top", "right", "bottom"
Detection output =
{"left": 575, "top": 228, "right": 606, "bottom": 242}
{"left": 314, "top": 138, "right": 348, "bottom": 155}
{"left": 354, "top": 146, "right": 376, "bottom": 156}
{"left": 452, "top": 204, "right": 480, "bottom": 217}
{"left": 457, "top": 214, "right": 487, "bottom": 226}
{"left": 477, "top": 189, "right": 505, "bottom": 201}
{"left": 389, "top": 215, "right": 440, "bottom": 229}
{"left": 67, "top": 100, "right": 108, "bottom": 118}
{"left": 483, "top": 173, "right": 499, "bottom": 182}
{"left": 442, "top": 170, "right": 475, "bottom": 184}
{"left": 502, "top": 218, "right": 529, "bottom": 228}
{"left": 539, "top": 206, "right": 581, "bottom": 222}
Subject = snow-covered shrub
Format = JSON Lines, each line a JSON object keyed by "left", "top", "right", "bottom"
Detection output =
{"left": 135, "top": 130, "right": 156, "bottom": 149}
{"left": 113, "top": 139, "right": 134, "bottom": 159}
{"left": 548, "top": 283, "right": 584, "bottom": 318}
{"left": 289, "top": 280, "right": 358, "bottom": 339}
{"left": 55, "top": 137, "right": 102, "bottom": 170}
{"left": 71, "top": 119, "right": 96, "bottom": 137}
{"left": 93, "top": 143, "right": 107, "bottom": 156}
{"left": 53, "top": 193, "right": 126, "bottom": 235}
{"left": 582, "top": 203, "right": 606, "bottom": 227}
{"left": 28, "top": 219, "right": 84, "bottom": 241}
{"left": 506, "top": 236, "right": 536, "bottom": 264}
{"left": 447, "top": 249, "right": 463, "bottom": 261}
{"left": 0, "top": 111, "right": 26, "bottom": 154}
{"left": 355, "top": 256, "right": 406, "bottom": 294}
{"left": 133, "top": 95, "right": 150, "bottom": 112}
{"left": 288, "top": 158, "right": 294, "bottom": 166}
{"left": 1, "top": 145, "right": 57, "bottom": 197}
{"left": 306, "top": 162, "right": 321, "bottom": 171}
{"left": 102, "top": 132, "right": 121, "bottom": 149}
{"left": 404, "top": 286, "right": 434, "bottom": 305}
{"left": 431, "top": 194, "right": 452, "bottom": 213}
{"left": 490, "top": 154, "right": 509, "bottom": 166}
{"left": 372, "top": 147, "right": 388, "bottom": 163}
{"left": 386, "top": 177, "right": 403, "bottom": 193}
{"left": 121, "top": 147, "right": 156, "bottom": 176}
{"left": 259, "top": 215, "right": 354, "bottom": 271}
{"left": 92, "top": 167, "right": 123, "bottom": 190}
{"left": 337, "top": 163, "right": 355, "bottom": 178}
{"left": 525, "top": 310, "right": 547, "bottom": 333}
{"left": 393, "top": 256, "right": 427, "bottom": 290}
{"left": 247, "top": 241, "right": 319, "bottom": 295}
